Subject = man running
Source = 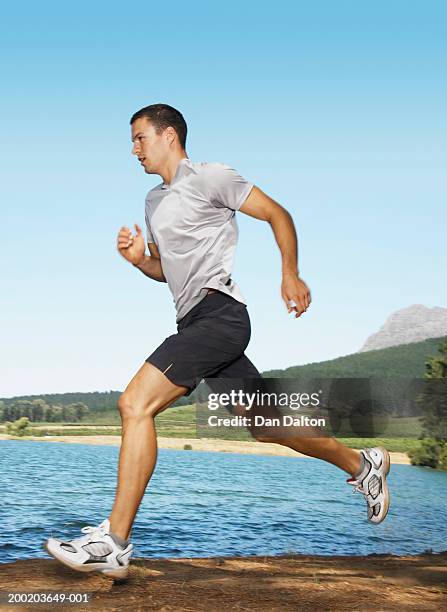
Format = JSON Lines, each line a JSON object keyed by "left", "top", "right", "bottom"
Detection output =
{"left": 45, "top": 104, "right": 390, "bottom": 579}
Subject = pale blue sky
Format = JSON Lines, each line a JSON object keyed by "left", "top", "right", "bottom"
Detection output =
{"left": 1, "top": 1, "right": 446, "bottom": 396}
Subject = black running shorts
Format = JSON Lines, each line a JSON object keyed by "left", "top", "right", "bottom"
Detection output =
{"left": 145, "top": 291, "right": 260, "bottom": 395}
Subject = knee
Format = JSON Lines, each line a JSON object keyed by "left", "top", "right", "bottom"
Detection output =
{"left": 117, "top": 392, "right": 160, "bottom": 421}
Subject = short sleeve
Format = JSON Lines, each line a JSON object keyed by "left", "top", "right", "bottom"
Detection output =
{"left": 146, "top": 220, "right": 154, "bottom": 244}
{"left": 144, "top": 197, "right": 155, "bottom": 244}
{"left": 207, "top": 163, "right": 254, "bottom": 211}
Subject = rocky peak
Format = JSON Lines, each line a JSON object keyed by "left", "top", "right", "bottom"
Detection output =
{"left": 359, "top": 304, "right": 447, "bottom": 352}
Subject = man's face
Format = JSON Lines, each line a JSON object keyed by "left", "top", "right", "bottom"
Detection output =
{"left": 131, "top": 117, "right": 166, "bottom": 174}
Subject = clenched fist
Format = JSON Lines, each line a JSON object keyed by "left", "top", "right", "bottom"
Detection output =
{"left": 117, "top": 223, "right": 145, "bottom": 266}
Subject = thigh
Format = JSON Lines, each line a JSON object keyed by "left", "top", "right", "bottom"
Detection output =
{"left": 204, "top": 356, "right": 285, "bottom": 430}
{"left": 121, "top": 362, "right": 189, "bottom": 418}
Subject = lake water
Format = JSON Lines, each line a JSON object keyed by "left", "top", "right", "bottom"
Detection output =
{"left": 1, "top": 439, "right": 446, "bottom": 564}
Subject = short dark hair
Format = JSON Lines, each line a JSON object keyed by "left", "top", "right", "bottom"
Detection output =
{"left": 130, "top": 104, "right": 187, "bottom": 149}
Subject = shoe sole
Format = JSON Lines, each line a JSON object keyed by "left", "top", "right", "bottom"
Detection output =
{"left": 374, "top": 446, "right": 391, "bottom": 524}
{"left": 43, "top": 542, "right": 129, "bottom": 580}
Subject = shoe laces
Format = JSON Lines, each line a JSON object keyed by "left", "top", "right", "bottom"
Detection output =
{"left": 347, "top": 477, "right": 367, "bottom": 496}
{"left": 347, "top": 477, "right": 379, "bottom": 511}
{"left": 80, "top": 523, "right": 107, "bottom": 542}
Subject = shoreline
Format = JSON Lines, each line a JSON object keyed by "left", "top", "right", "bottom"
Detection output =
{"left": 0, "top": 433, "right": 411, "bottom": 464}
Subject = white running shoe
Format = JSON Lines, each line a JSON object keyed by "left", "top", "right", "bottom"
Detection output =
{"left": 347, "top": 447, "right": 391, "bottom": 524}
{"left": 44, "top": 518, "right": 133, "bottom": 579}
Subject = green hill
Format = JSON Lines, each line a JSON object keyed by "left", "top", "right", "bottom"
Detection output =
{"left": 262, "top": 335, "right": 447, "bottom": 379}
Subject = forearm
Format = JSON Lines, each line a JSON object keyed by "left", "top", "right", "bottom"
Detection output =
{"left": 269, "top": 207, "right": 300, "bottom": 276}
{"left": 132, "top": 255, "right": 167, "bottom": 282}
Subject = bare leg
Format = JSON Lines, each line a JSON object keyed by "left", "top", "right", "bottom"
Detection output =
{"left": 108, "top": 362, "right": 188, "bottom": 540}
{"left": 278, "top": 436, "right": 361, "bottom": 477}
{"left": 233, "top": 403, "right": 362, "bottom": 478}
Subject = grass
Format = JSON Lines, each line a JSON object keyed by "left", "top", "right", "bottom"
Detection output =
{"left": 0, "top": 406, "right": 424, "bottom": 452}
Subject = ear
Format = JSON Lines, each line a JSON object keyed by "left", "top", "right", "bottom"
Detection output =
{"left": 164, "top": 125, "right": 177, "bottom": 145}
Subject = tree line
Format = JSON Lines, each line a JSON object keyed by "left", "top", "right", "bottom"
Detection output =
{"left": 0, "top": 399, "right": 89, "bottom": 423}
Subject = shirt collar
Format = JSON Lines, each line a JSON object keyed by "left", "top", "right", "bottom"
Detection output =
{"left": 160, "top": 157, "right": 196, "bottom": 189}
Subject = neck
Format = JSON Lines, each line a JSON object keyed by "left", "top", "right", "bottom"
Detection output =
{"left": 159, "top": 151, "right": 188, "bottom": 186}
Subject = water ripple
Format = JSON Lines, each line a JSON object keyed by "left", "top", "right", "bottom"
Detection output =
{"left": 1, "top": 440, "right": 446, "bottom": 563}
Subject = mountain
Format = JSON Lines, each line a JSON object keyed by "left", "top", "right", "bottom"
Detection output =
{"left": 359, "top": 305, "right": 447, "bottom": 352}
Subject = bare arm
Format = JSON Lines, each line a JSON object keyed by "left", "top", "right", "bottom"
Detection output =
{"left": 117, "top": 224, "right": 167, "bottom": 283}
{"left": 239, "top": 186, "right": 311, "bottom": 317}
{"left": 133, "top": 243, "right": 167, "bottom": 283}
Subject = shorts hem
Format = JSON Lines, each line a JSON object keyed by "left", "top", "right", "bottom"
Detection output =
{"left": 145, "top": 357, "right": 196, "bottom": 396}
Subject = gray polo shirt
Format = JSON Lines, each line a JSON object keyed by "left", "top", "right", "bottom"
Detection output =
{"left": 145, "top": 158, "right": 254, "bottom": 322}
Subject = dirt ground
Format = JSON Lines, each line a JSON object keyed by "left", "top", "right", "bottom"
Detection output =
{"left": 1, "top": 552, "right": 445, "bottom": 611}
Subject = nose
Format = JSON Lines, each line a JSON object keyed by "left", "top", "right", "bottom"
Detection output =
{"left": 132, "top": 142, "right": 139, "bottom": 156}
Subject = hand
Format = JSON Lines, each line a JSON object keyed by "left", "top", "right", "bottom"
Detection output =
{"left": 117, "top": 223, "right": 145, "bottom": 265}
{"left": 281, "top": 272, "right": 311, "bottom": 318}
